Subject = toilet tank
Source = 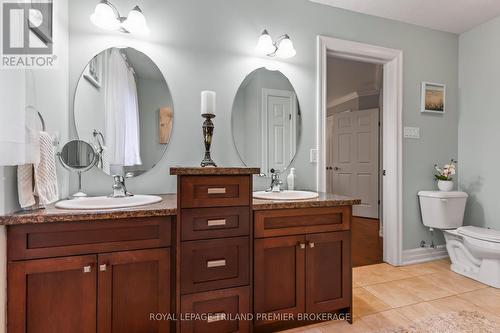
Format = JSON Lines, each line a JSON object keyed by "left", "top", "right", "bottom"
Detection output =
{"left": 418, "top": 191, "right": 468, "bottom": 229}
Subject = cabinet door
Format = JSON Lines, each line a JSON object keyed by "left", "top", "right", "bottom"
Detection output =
{"left": 98, "top": 248, "right": 171, "bottom": 333}
{"left": 8, "top": 255, "right": 97, "bottom": 333}
{"left": 254, "top": 235, "right": 305, "bottom": 326}
{"left": 305, "top": 231, "right": 351, "bottom": 313}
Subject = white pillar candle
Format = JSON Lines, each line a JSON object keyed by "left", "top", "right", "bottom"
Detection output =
{"left": 201, "top": 90, "right": 216, "bottom": 115}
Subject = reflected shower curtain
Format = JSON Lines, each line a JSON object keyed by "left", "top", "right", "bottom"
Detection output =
{"left": 104, "top": 48, "right": 142, "bottom": 167}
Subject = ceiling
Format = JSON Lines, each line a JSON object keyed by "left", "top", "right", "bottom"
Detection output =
{"left": 310, "top": 0, "right": 500, "bottom": 34}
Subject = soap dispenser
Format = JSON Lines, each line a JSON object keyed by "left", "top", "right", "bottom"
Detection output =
{"left": 287, "top": 168, "right": 296, "bottom": 190}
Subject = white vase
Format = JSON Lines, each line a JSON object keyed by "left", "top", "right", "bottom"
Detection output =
{"left": 438, "top": 180, "right": 454, "bottom": 191}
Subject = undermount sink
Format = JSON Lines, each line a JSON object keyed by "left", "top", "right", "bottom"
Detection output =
{"left": 55, "top": 195, "right": 162, "bottom": 210}
{"left": 253, "top": 190, "right": 319, "bottom": 201}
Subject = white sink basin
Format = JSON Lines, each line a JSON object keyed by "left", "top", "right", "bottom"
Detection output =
{"left": 55, "top": 195, "right": 162, "bottom": 210}
{"left": 253, "top": 190, "right": 319, "bottom": 201}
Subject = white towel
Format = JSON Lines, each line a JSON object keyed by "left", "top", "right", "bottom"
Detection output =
{"left": 34, "top": 132, "right": 58, "bottom": 205}
{"left": 17, "top": 164, "right": 36, "bottom": 208}
{"left": 17, "top": 132, "right": 59, "bottom": 208}
{"left": 101, "top": 146, "right": 110, "bottom": 174}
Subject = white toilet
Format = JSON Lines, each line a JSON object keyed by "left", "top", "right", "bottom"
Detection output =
{"left": 418, "top": 190, "right": 500, "bottom": 288}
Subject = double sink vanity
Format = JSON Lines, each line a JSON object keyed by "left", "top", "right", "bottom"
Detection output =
{"left": 1, "top": 168, "right": 360, "bottom": 333}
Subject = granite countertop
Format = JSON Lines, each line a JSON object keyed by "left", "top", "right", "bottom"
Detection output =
{"left": 252, "top": 193, "right": 361, "bottom": 210}
{"left": 170, "top": 167, "right": 260, "bottom": 175}
{"left": 0, "top": 192, "right": 361, "bottom": 226}
{"left": 0, "top": 194, "right": 177, "bottom": 225}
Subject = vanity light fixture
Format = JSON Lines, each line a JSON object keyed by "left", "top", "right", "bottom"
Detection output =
{"left": 90, "top": 0, "right": 150, "bottom": 36}
{"left": 256, "top": 29, "right": 297, "bottom": 59}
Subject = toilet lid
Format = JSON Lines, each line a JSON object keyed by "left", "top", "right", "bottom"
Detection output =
{"left": 458, "top": 226, "right": 500, "bottom": 243}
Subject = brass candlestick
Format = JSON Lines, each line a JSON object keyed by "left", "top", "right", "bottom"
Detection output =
{"left": 201, "top": 113, "right": 217, "bottom": 167}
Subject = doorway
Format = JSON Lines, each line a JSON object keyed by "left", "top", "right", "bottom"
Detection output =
{"left": 317, "top": 36, "right": 403, "bottom": 266}
{"left": 326, "top": 56, "right": 382, "bottom": 266}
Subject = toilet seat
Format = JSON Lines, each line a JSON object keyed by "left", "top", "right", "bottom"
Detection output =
{"left": 458, "top": 226, "right": 500, "bottom": 243}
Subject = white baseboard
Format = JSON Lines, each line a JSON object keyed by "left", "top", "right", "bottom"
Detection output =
{"left": 401, "top": 245, "right": 449, "bottom": 266}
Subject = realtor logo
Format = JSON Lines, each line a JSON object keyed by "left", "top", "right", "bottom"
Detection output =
{"left": 2, "top": 1, "right": 56, "bottom": 68}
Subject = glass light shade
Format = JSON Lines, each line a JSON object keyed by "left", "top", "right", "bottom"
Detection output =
{"left": 276, "top": 37, "right": 296, "bottom": 59}
{"left": 122, "top": 6, "right": 150, "bottom": 35}
{"left": 90, "top": 1, "right": 120, "bottom": 31}
{"left": 256, "top": 30, "right": 275, "bottom": 55}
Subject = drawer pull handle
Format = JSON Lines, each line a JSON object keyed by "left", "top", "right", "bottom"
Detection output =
{"left": 207, "top": 187, "right": 226, "bottom": 194}
{"left": 207, "top": 313, "right": 226, "bottom": 323}
{"left": 207, "top": 219, "right": 227, "bottom": 227}
{"left": 207, "top": 259, "right": 226, "bottom": 268}
{"left": 83, "top": 265, "right": 92, "bottom": 273}
{"left": 99, "top": 264, "right": 107, "bottom": 272}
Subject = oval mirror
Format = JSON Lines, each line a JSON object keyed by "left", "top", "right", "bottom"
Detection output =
{"left": 74, "top": 47, "right": 173, "bottom": 178}
{"left": 231, "top": 68, "right": 301, "bottom": 173}
{"left": 59, "top": 140, "right": 97, "bottom": 171}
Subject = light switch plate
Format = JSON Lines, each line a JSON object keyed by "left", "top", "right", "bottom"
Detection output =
{"left": 404, "top": 127, "right": 420, "bottom": 139}
{"left": 310, "top": 149, "right": 318, "bottom": 163}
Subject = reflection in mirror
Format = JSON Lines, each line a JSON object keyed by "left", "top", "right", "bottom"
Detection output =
{"left": 232, "top": 68, "right": 301, "bottom": 174}
{"left": 74, "top": 47, "right": 173, "bottom": 178}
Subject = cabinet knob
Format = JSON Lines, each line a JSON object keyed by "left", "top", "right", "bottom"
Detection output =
{"left": 298, "top": 242, "right": 305, "bottom": 249}
{"left": 308, "top": 242, "right": 315, "bottom": 248}
{"left": 99, "top": 264, "right": 107, "bottom": 272}
{"left": 83, "top": 265, "right": 92, "bottom": 273}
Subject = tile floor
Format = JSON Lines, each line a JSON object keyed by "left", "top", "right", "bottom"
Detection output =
{"left": 283, "top": 258, "right": 500, "bottom": 333}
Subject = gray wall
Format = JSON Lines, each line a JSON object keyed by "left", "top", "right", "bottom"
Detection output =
{"left": 66, "top": 0, "right": 459, "bottom": 250}
{"left": 459, "top": 16, "right": 500, "bottom": 229}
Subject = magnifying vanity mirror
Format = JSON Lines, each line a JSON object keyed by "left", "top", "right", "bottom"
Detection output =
{"left": 231, "top": 68, "right": 301, "bottom": 174}
{"left": 74, "top": 47, "right": 173, "bottom": 178}
{"left": 58, "top": 140, "right": 98, "bottom": 198}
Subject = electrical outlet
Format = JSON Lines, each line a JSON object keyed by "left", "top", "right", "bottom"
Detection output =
{"left": 310, "top": 149, "right": 318, "bottom": 163}
{"left": 404, "top": 127, "right": 420, "bottom": 139}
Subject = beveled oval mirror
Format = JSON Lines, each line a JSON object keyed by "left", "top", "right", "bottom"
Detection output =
{"left": 74, "top": 47, "right": 173, "bottom": 178}
{"left": 231, "top": 68, "right": 301, "bottom": 173}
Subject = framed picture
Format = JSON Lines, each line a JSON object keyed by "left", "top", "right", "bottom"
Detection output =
{"left": 84, "top": 54, "right": 102, "bottom": 89}
{"left": 421, "top": 82, "right": 445, "bottom": 113}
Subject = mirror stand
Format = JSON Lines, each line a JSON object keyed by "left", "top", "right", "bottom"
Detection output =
{"left": 73, "top": 172, "right": 88, "bottom": 198}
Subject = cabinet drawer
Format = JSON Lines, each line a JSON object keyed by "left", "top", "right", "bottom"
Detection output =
{"left": 181, "top": 207, "right": 250, "bottom": 241}
{"left": 180, "top": 286, "right": 250, "bottom": 333}
{"left": 7, "top": 217, "right": 172, "bottom": 261}
{"left": 180, "top": 176, "right": 250, "bottom": 208}
{"left": 181, "top": 237, "right": 249, "bottom": 294}
{"left": 254, "top": 207, "right": 351, "bottom": 238}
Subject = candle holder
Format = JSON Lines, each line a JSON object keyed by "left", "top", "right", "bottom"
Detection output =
{"left": 201, "top": 113, "right": 217, "bottom": 167}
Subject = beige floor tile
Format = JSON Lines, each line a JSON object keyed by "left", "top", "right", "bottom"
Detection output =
{"left": 364, "top": 280, "right": 425, "bottom": 308}
{"left": 353, "top": 287, "right": 391, "bottom": 317}
{"left": 394, "top": 302, "right": 441, "bottom": 321}
{"left": 458, "top": 288, "right": 500, "bottom": 316}
{"left": 400, "top": 260, "right": 450, "bottom": 276}
{"left": 353, "top": 263, "right": 413, "bottom": 287}
{"left": 392, "top": 276, "right": 455, "bottom": 301}
{"left": 360, "top": 309, "right": 410, "bottom": 331}
{"left": 425, "top": 270, "right": 488, "bottom": 294}
{"left": 427, "top": 294, "right": 487, "bottom": 313}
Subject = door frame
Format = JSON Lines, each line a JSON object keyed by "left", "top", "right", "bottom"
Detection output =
{"left": 316, "top": 36, "right": 403, "bottom": 265}
{"left": 261, "top": 88, "right": 298, "bottom": 173}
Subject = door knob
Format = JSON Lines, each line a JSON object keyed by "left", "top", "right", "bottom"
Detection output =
{"left": 333, "top": 167, "right": 340, "bottom": 171}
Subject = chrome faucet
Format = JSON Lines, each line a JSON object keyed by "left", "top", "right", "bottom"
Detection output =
{"left": 110, "top": 175, "right": 133, "bottom": 198}
{"left": 266, "top": 169, "right": 283, "bottom": 192}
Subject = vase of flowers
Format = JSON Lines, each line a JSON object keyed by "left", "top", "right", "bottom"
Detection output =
{"left": 434, "top": 159, "right": 456, "bottom": 191}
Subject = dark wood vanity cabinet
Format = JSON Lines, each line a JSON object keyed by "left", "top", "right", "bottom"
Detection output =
{"left": 171, "top": 169, "right": 259, "bottom": 333}
{"left": 7, "top": 217, "right": 172, "bottom": 333}
{"left": 253, "top": 207, "right": 352, "bottom": 331}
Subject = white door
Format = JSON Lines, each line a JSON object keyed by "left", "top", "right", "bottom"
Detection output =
{"left": 262, "top": 89, "right": 297, "bottom": 173}
{"left": 330, "top": 109, "right": 379, "bottom": 218}
{"left": 326, "top": 115, "right": 335, "bottom": 193}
